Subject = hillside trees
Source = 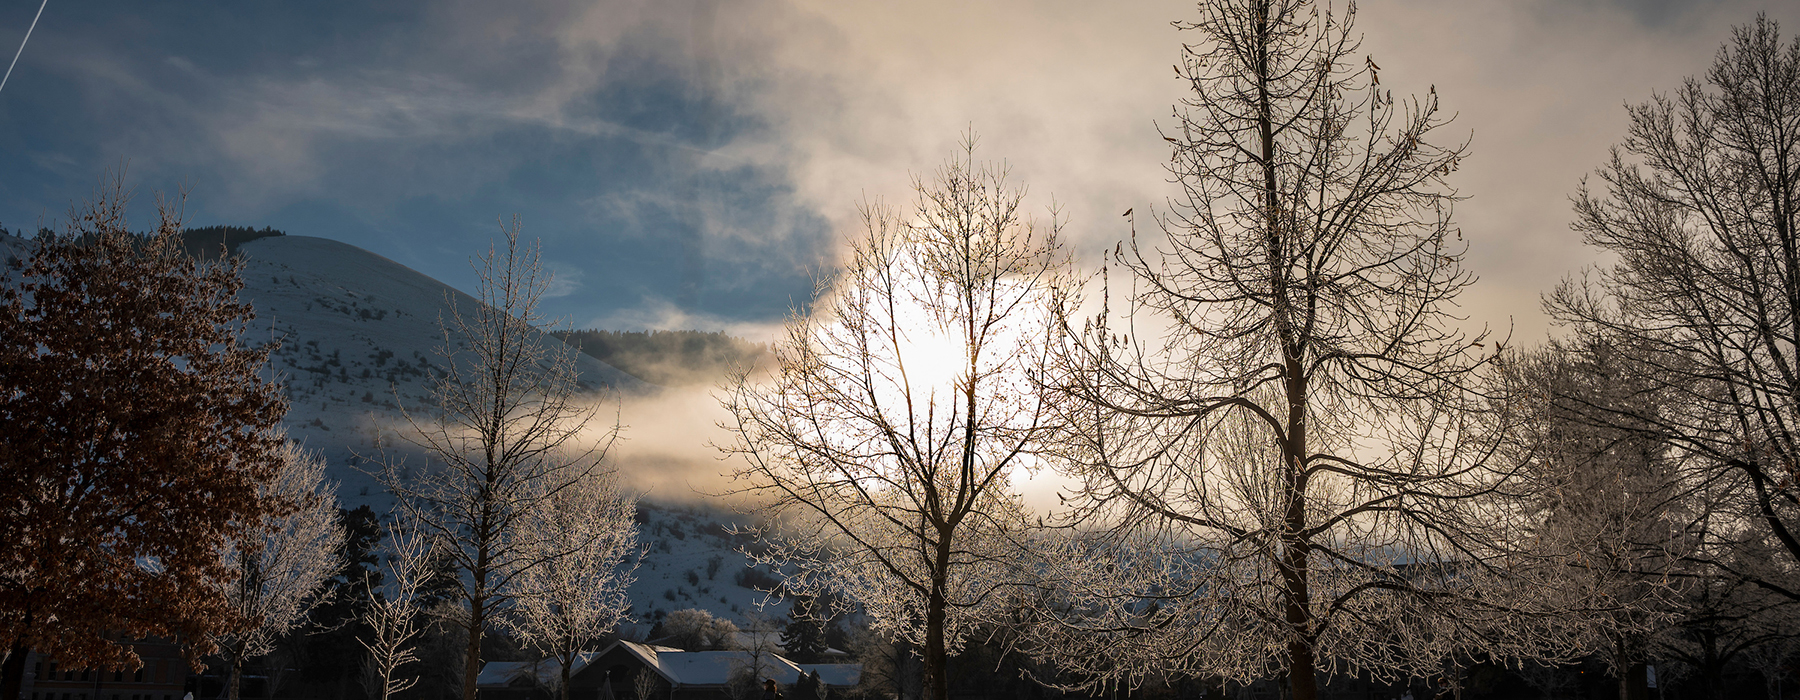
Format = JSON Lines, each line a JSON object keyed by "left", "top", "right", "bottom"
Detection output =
{"left": 658, "top": 608, "right": 740, "bottom": 651}
{"left": 0, "top": 177, "right": 291, "bottom": 699}
{"left": 1548, "top": 14, "right": 1800, "bottom": 608}
{"left": 1029, "top": 2, "right": 1549, "bottom": 698}
{"left": 382, "top": 218, "right": 628, "bottom": 700}
{"left": 213, "top": 440, "right": 345, "bottom": 700}
{"left": 721, "top": 138, "right": 1067, "bottom": 700}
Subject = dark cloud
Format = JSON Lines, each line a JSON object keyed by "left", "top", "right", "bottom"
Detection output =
{"left": 0, "top": 0, "right": 828, "bottom": 331}
{"left": 0, "top": 0, "right": 1796, "bottom": 344}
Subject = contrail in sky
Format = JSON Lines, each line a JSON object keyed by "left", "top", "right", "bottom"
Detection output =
{"left": 0, "top": 0, "right": 48, "bottom": 97}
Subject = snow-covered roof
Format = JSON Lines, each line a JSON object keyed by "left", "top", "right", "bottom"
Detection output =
{"left": 475, "top": 661, "right": 542, "bottom": 687}
{"left": 797, "top": 664, "right": 862, "bottom": 687}
{"left": 475, "top": 653, "right": 599, "bottom": 688}
{"left": 607, "top": 640, "right": 827, "bottom": 687}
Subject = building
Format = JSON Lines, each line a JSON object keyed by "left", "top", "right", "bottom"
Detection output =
{"left": 476, "top": 640, "right": 861, "bottom": 700}
{"left": 21, "top": 637, "right": 190, "bottom": 700}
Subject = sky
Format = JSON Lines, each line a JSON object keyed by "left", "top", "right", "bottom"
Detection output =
{"left": 0, "top": 0, "right": 1796, "bottom": 345}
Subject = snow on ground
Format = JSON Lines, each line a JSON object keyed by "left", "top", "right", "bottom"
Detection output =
{"left": 227, "top": 236, "right": 777, "bottom": 627}
{"left": 624, "top": 501, "right": 792, "bottom": 629}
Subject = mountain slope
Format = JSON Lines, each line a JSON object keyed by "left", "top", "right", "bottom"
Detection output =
{"left": 227, "top": 234, "right": 648, "bottom": 510}
{"left": 2, "top": 231, "right": 786, "bottom": 627}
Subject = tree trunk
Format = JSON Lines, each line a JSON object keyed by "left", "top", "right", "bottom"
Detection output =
{"left": 1255, "top": 0, "right": 1316, "bottom": 693}
{"left": 1280, "top": 347, "right": 1315, "bottom": 700}
{"left": 1622, "top": 661, "right": 1649, "bottom": 700}
{"left": 228, "top": 647, "right": 243, "bottom": 700}
{"left": 925, "top": 584, "right": 948, "bottom": 700}
{"left": 461, "top": 600, "right": 484, "bottom": 700}
{"left": 1, "top": 641, "right": 28, "bottom": 700}
{"left": 561, "top": 649, "right": 573, "bottom": 700}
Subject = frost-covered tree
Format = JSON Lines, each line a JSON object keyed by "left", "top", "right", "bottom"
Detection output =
{"left": 383, "top": 218, "right": 621, "bottom": 700}
{"left": 726, "top": 613, "right": 786, "bottom": 700}
{"left": 658, "top": 608, "right": 739, "bottom": 651}
{"left": 1504, "top": 340, "right": 1691, "bottom": 700}
{"left": 632, "top": 667, "right": 665, "bottom": 700}
{"left": 721, "top": 137, "right": 1067, "bottom": 700}
{"left": 507, "top": 469, "right": 637, "bottom": 700}
{"left": 0, "top": 175, "right": 290, "bottom": 699}
{"left": 1031, "top": 2, "right": 1554, "bottom": 697}
{"left": 359, "top": 520, "right": 434, "bottom": 700}
{"left": 849, "top": 627, "right": 921, "bottom": 700}
{"left": 214, "top": 439, "right": 344, "bottom": 700}
{"left": 1548, "top": 14, "right": 1800, "bottom": 607}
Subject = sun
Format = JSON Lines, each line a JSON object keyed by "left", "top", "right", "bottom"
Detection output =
{"left": 893, "top": 318, "right": 965, "bottom": 399}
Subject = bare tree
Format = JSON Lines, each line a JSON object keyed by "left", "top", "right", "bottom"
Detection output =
{"left": 358, "top": 519, "right": 434, "bottom": 700}
{"left": 721, "top": 137, "right": 1066, "bottom": 700}
{"left": 725, "top": 611, "right": 786, "bottom": 699}
{"left": 1743, "top": 632, "right": 1799, "bottom": 700}
{"left": 215, "top": 439, "right": 345, "bottom": 700}
{"left": 1654, "top": 561, "right": 1796, "bottom": 700}
{"left": 1548, "top": 14, "right": 1800, "bottom": 607}
{"left": 383, "top": 217, "right": 621, "bottom": 700}
{"left": 848, "top": 627, "right": 921, "bottom": 700}
{"left": 632, "top": 667, "right": 664, "bottom": 700}
{"left": 507, "top": 469, "right": 638, "bottom": 700}
{"left": 1029, "top": 2, "right": 1555, "bottom": 698}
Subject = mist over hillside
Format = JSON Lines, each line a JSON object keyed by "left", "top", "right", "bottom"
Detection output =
{"left": 0, "top": 228, "right": 789, "bottom": 626}
{"left": 555, "top": 329, "right": 771, "bottom": 387}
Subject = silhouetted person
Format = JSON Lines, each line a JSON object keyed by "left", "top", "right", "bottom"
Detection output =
{"left": 762, "top": 678, "right": 783, "bottom": 700}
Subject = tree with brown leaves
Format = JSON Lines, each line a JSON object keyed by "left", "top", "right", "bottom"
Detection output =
{"left": 0, "top": 176, "right": 291, "bottom": 698}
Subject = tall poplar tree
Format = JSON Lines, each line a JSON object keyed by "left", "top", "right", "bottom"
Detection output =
{"left": 1030, "top": 3, "right": 1553, "bottom": 698}
{"left": 383, "top": 218, "right": 623, "bottom": 700}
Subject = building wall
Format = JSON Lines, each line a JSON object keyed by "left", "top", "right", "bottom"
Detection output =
{"left": 22, "top": 637, "right": 189, "bottom": 700}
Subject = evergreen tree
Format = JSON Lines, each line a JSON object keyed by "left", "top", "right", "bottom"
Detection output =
{"left": 301, "top": 506, "right": 386, "bottom": 698}
{"left": 781, "top": 596, "right": 830, "bottom": 664}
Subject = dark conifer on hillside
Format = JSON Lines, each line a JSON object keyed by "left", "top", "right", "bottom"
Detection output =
{"left": 179, "top": 225, "right": 286, "bottom": 258}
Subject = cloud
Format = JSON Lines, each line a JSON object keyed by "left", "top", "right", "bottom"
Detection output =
{"left": 543, "top": 261, "right": 585, "bottom": 299}
{"left": 665, "top": 0, "right": 1798, "bottom": 343}
{"left": 579, "top": 296, "right": 788, "bottom": 342}
{"left": 608, "top": 385, "right": 742, "bottom": 504}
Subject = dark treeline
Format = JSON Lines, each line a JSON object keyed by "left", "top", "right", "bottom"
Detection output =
{"left": 2, "top": 224, "right": 284, "bottom": 260}
{"left": 553, "top": 329, "right": 769, "bottom": 387}
{"left": 180, "top": 225, "right": 286, "bottom": 258}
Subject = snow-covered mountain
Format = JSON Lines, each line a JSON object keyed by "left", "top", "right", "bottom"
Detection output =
{"left": 225, "top": 234, "right": 648, "bottom": 511}
{"left": 0, "top": 231, "right": 790, "bottom": 627}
